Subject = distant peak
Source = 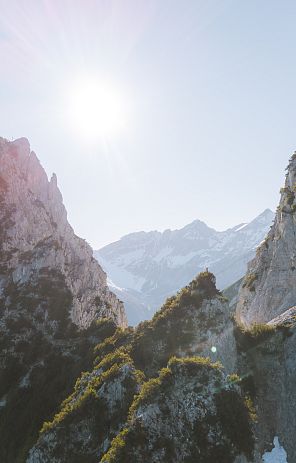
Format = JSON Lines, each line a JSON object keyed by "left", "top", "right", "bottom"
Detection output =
{"left": 253, "top": 209, "right": 274, "bottom": 222}
{"left": 184, "top": 219, "right": 212, "bottom": 230}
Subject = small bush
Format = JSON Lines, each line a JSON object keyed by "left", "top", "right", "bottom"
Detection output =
{"left": 234, "top": 321, "right": 276, "bottom": 351}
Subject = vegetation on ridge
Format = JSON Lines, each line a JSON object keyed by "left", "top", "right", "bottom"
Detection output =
{"left": 101, "top": 356, "right": 254, "bottom": 463}
{"left": 33, "top": 271, "right": 255, "bottom": 463}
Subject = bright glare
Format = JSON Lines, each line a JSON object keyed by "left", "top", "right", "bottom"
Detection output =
{"left": 65, "top": 78, "right": 127, "bottom": 140}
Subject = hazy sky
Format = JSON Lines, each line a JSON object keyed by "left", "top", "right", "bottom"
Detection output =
{"left": 1, "top": 0, "right": 295, "bottom": 248}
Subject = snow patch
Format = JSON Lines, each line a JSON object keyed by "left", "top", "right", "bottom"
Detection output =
{"left": 107, "top": 277, "right": 124, "bottom": 292}
{"left": 235, "top": 223, "right": 248, "bottom": 232}
{"left": 99, "top": 256, "right": 145, "bottom": 291}
{"left": 262, "top": 436, "right": 288, "bottom": 463}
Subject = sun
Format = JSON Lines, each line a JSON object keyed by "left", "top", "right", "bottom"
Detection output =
{"left": 65, "top": 77, "right": 127, "bottom": 140}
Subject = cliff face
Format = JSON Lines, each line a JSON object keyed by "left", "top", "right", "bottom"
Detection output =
{"left": 237, "top": 152, "right": 296, "bottom": 326}
{"left": 0, "top": 137, "right": 126, "bottom": 329}
{"left": 233, "top": 153, "right": 296, "bottom": 462}
{"left": 236, "top": 311, "right": 296, "bottom": 462}
{"left": 0, "top": 137, "right": 126, "bottom": 462}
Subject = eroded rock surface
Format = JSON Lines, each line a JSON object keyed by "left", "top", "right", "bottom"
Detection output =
{"left": 0, "top": 137, "right": 126, "bottom": 329}
{"left": 237, "top": 153, "right": 296, "bottom": 326}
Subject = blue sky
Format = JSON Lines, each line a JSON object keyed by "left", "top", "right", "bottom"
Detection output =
{"left": 0, "top": 0, "right": 295, "bottom": 248}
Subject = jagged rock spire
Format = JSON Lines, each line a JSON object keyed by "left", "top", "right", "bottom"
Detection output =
{"left": 0, "top": 137, "right": 127, "bottom": 328}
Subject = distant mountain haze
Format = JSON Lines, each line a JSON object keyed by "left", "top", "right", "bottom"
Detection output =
{"left": 95, "top": 209, "right": 274, "bottom": 325}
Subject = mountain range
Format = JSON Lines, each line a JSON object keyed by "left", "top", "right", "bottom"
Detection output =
{"left": 95, "top": 209, "right": 274, "bottom": 325}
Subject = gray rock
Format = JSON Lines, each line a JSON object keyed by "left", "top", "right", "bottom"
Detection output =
{"left": 237, "top": 152, "right": 296, "bottom": 326}
{"left": 0, "top": 137, "right": 127, "bottom": 329}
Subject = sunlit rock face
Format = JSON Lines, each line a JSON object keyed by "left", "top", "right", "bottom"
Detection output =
{"left": 0, "top": 137, "right": 126, "bottom": 329}
{"left": 237, "top": 153, "right": 296, "bottom": 326}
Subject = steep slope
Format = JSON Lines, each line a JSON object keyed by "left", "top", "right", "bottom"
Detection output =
{"left": 95, "top": 210, "right": 273, "bottom": 325}
{"left": 234, "top": 309, "right": 296, "bottom": 462}
{"left": 28, "top": 271, "right": 254, "bottom": 463}
{"left": 233, "top": 152, "right": 296, "bottom": 461}
{"left": 0, "top": 137, "right": 126, "bottom": 328}
{"left": 0, "top": 137, "right": 126, "bottom": 462}
{"left": 237, "top": 152, "right": 296, "bottom": 326}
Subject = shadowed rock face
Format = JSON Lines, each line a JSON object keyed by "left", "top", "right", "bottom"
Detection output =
{"left": 0, "top": 137, "right": 126, "bottom": 329}
{"left": 236, "top": 312, "right": 296, "bottom": 462}
{"left": 237, "top": 153, "right": 296, "bottom": 326}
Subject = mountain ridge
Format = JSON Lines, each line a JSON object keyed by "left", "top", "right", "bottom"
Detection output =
{"left": 95, "top": 209, "right": 274, "bottom": 325}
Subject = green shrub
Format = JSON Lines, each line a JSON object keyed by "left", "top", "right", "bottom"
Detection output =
{"left": 234, "top": 321, "right": 276, "bottom": 351}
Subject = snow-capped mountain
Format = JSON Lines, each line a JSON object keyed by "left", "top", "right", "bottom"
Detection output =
{"left": 95, "top": 209, "right": 274, "bottom": 325}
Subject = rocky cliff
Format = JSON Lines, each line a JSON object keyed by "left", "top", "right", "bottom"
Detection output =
{"left": 237, "top": 152, "right": 296, "bottom": 326}
{"left": 233, "top": 153, "right": 296, "bottom": 462}
{"left": 0, "top": 137, "right": 126, "bottom": 462}
{"left": 0, "top": 137, "right": 126, "bottom": 329}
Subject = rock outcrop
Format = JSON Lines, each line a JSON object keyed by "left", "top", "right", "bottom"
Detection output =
{"left": 237, "top": 152, "right": 296, "bottom": 326}
{"left": 101, "top": 357, "right": 254, "bottom": 463}
{"left": 234, "top": 152, "right": 296, "bottom": 461}
{"left": 0, "top": 137, "right": 126, "bottom": 329}
{"left": 28, "top": 271, "right": 253, "bottom": 463}
{"left": 234, "top": 311, "right": 296, "bottom": 462}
